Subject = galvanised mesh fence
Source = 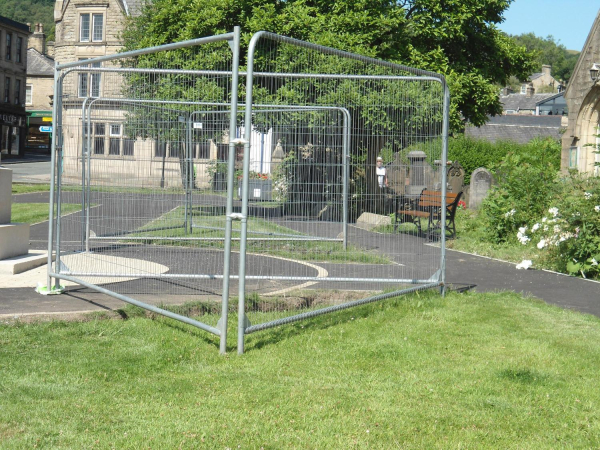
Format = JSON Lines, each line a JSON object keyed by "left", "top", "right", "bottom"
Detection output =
{"left": 47, "top": 29, "right": 449, "bottom": 354}
{"left": 236, "top": 33, "right": 449, "bottom": 353}
{"left": 47, "top": 30, "right": 242, "bottom": 353}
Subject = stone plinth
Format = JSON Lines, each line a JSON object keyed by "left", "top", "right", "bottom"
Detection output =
{"left": 356, "top": 212, "right": 391, "bottom": 231}
{"left": 0, "top": 168, "right": 30, "bottom": 261}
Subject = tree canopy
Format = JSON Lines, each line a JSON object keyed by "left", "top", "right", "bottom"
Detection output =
{"left": 0, "top": 0, "right": 55, "bottom": 40}
{"left": 509, "top": 33, "right": 580, "bottom": 83}
{"left": 122, "top": 0, "right": 536, "bottom": 132}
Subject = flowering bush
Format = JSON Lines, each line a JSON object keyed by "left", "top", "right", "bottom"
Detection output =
{"left": 512, "top": 176, "right": 600, "bottom": 279}
{"left": 458, "top": 200, "right": 467, "bottom": 210}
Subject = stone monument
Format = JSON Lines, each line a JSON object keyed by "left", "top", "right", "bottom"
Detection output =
{"left": 447, "top": 161, "right": 465, "bottom": 194}
{"left": 0, "top": 168, "right": 30, "bottom": 265}
{"left": 469, "top": 167, "right": 493, "bottom": 209}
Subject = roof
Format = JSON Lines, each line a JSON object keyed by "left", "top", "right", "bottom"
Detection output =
{"left": 528, "top": 73, "right": 543, "bottom": 81}
{"left": 465, "top": 115, "right": 562, "bottom": 144}
{"left": 500, "top": 93, "right": 558, "bottom": 111}
{"left": 27, "top": 48, "right": 54, "bottom": 76}
{"left": 564, "top": 9, "right": 600, "bottom": 99}
{"left": 0, "top": 15, "right": 31, "bottom": 33}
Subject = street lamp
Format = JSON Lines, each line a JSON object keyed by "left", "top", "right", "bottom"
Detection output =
{"left": 591, "top": 63, "right": 600, "bottom": 83}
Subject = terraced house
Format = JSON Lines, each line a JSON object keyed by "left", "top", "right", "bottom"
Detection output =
{"left": 0, "top": 16, "right": 30, "bottom": 159}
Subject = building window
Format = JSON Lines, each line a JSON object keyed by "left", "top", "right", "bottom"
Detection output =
{"left": 5, "top": 33, "right": 11, "bottom": 61}
{"left": 123, "top": 138, "right": 135, "bottom": 156}
{"left": 93, "top": 123, "right": 105, "bottom": 155}
{"left": 568, "top": 146, "right": 579, "bottom": 169}
{"left": 16, "top": 37, "right": 22, "bottom": 63}
{"left": 520, "top": 84, "right": 526, "bottom": 94}
{"left": 25, "top": 84, "right": 32, "bottom": 105}
{"left": 80, "top": 13, "right": 104, "bottom": 42}
{"left": 4, "top": 77, "right": 10, "bottom": 103}
{"left": 78, "top": 60, "right": 101, "bottom": 98}
{"left": 109, "top": 124, "right": 121, "bottom": 155}
{"left": 14, "top": 80, "right": 20, "bottom": 105}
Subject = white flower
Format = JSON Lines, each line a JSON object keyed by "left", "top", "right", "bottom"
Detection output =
{"left": 504, "top": 209, "right": 516, "bottom": 218}
{"left": 591, "top": 258, "right": 598, "bottom": 266}
{"left": 516, "top": 260, "right": 532, "bottom": 270}
{"left": 517, "top": 229, "right": 530, "bottom": 245}
{"left": 541, "top": 217, "right": 547, "bottom": 223}
{"left": 532, "top": 223, "right": 540, "bottom": 232}
{"left": 518, "top": 226, "right": 528, "bottom": 234}
{"left": 585, "top": 192, "right": 592, "bottom": 200}
{"left": 595, "top": 206, "right": 600, "bottom": 212}
{"left": 548, "top": 207, "right": 559, "bottom": 217}
{"left": 537, "top": 239, "right": 546, "bottom": 249}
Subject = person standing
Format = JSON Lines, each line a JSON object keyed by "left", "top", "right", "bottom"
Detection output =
{"left": 376, "top": 156, "right": 388, "bottom": 188}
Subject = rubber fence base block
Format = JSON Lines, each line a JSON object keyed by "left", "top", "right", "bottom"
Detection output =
{"left": 35, "top": 283, "right": 65, "bottom": 295}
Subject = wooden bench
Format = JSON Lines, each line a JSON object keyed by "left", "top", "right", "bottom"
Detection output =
{"left": 395, "top": 190, "right": 463, "bottom": 239}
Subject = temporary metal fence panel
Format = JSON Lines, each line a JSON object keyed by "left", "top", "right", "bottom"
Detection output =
{"left": 46, "top": 28, "right": 449, "bottom": 355}
{"left": 236, "top": 32, "right": 449, "bottom": 352}
{"left": 47, "top": 29, "right": 242, "bottom": 353}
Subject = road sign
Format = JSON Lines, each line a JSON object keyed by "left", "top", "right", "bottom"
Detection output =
{"left": 193, "top": 122, "right": 203, "bottom": 129}
{"left": 40, "top": 126, "right": 53, "bottom": 133}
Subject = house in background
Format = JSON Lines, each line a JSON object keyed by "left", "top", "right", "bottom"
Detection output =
{"left": 0, "top": 16, "right": 30, "bottom": 159}
{"left": 500, "top": 91, "right": 567, "bottom": 116}
{"left": 520, "top": 65, "right": 562, "bottom": 94}
{"left": 562, "top": 9, "right": 600, "bottom": 174}
{"left": 26, "top": 23, "right": 54, "bottom": 154}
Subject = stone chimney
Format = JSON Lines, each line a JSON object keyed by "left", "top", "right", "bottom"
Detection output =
{"left": 28, "top": 23, "right": 46, "bottom": 55}
{"left": 526, "top": 83, "right": 535, "bottom": 98}
{"left": 542, "top": 65, "right": 552, "bottom": 76}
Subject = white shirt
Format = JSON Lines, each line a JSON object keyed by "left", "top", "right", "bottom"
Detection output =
{"left": 376, "top": 166, "right": 387, "bottom": 188}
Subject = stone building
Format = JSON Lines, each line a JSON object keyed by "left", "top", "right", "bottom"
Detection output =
{"left": 520, "top": 65, "right": 561, "bottom": 95}
{"left": 562, "top": 9, "right": 600, "bottom": 174}
{"left": 0, "top": 16, "right": 30, "bottom": 159}
{"left": 26, "top": 24, "right": 54, "bottom": 154}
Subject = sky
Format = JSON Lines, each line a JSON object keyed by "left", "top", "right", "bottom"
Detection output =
{"left": 497, "top": 0, "right": 599, "bottom": 51}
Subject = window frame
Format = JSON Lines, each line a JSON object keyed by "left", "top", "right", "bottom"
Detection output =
{"left": 80, "top": 13, "right": 104, "bottom": 43}
{"left": 4, "top": 77, "right": 10, "bottom": 103}
{"left": 25, "top": 84, "right": 32, "bottom": 105}
{"left": 5, "top": 33, "right": 11, "bottom": 61}
{"left": 568, "top": 146, "right": 579, "bottom": 170}
{"left": 14, "top": 79, "right": 20, "bottom": 105}
{"left": 16, "top": 37, "right": 22, "bottom": 63}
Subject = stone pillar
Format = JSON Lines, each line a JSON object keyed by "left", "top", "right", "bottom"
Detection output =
{"left": 0, "top": 168, "right": 30, "bottom": 260}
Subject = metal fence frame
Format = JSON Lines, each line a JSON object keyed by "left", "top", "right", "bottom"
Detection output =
{"left": 47, "top": 28, "right": 242, "bottom": 354}
{"left": 236, "top": 31, "right": 450, "bottom": 353}
{"left": 45, "top": 28, "right": 449, "bottom": 355}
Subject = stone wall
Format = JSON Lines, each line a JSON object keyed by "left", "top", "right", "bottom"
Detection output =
{"left": 562, "top": 12, "right": 600, "bottom": 174}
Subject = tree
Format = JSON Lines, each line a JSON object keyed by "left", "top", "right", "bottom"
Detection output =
{"left": 509, "top": 33, "right": 580, "bottom": 83}
{"left": 122, "top": 0, "right": 536, "bottom": 132}
{"left": 0, "top": 0, "right": 55, "bottom": 40}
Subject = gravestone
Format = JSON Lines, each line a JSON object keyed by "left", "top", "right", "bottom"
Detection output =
{"left": 447, "top": 161, "right": 465, "bottom": 194}
{"left": 469, "top": 167, "right": 493, "bottom": 209}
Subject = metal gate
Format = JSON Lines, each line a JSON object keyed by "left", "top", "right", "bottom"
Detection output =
{"left": 46, "top": 28, "right": 450, "bottom": 354}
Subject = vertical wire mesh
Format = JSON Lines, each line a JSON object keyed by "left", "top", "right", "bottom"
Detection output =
{"left": 53, "top": 38, "right": 236, "bottom": 328}
{"left": 241, "top": 34, "right": 446, "bottom": 328}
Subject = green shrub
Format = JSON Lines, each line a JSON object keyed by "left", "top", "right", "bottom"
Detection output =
{"left": 522, "top": 175, "right": 600, "bottom": 279}
{"left": 481, "top": 146, "right": 560, "bottom": 244}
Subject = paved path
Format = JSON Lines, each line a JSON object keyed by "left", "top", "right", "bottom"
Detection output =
{"left": 1, "top": 163, "right": 599, "bottom": 319}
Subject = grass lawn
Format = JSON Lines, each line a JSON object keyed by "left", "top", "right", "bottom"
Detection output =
{"left": 11, "top": 203, "right": 83, "bottom": 225}
{"left": 1, "top": 290, "right": 600, "bottom": 448}
{"left": 133, "top": 206, "right": 390, "bottom": 264}
{"left": 11, "top": 183, "right": 51, "bottom": 195}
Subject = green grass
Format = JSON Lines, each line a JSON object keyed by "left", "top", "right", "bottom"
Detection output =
{"left": 1, "top": 290, "right": 600, "bottom": 448}
{"left": 11, "top": 203, "right": 83, "bottom": 224}
{"left": 447, "top": 209, "right": 542, "bottom": 263}
{"left": 133, "top": 207, "right": 390, "bottom": 264}
{"left": 11, "top": 183, "right": 51, "bottom": 195}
